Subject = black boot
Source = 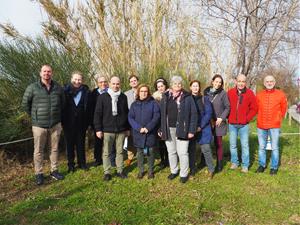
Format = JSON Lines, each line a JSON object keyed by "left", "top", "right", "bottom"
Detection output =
{"left": 217, "top": 160, "right": 223, "bottom": 172}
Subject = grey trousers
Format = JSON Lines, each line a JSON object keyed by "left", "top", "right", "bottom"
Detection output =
{"left": 165, "top": 128, "right": 189, "bottom": 177}
{"left": 136, "top": 148, "right": 155, "bottom": 174}
{"left": 200, "top": 144, "right": 215, "bottom": 173}
{"left": 103, "top": 132, "right": 126, "bottom": 174}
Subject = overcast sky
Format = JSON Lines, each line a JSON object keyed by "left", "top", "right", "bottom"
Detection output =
{"left": 0, "top": 1, "right": 43, "bottom": 38}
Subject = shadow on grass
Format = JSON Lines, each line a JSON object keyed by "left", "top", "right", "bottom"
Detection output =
{"left": 1, "top": 182, "right": 92, "bottom": 225}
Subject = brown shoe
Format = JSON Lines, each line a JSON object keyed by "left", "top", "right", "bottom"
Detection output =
{"left": 208, "top": 172, "right": 214, "bottom": 180}
{"left": 125, "top": 159, "right": 132, "bottom": 166}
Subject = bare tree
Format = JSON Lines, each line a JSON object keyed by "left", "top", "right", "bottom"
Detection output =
{"left": 199, "top": 0, "right": 300, "bottom": 86}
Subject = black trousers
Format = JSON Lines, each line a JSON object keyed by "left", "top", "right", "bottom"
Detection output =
{"left": 158, "top": 140, "right": 168, "bottom": 166}
{"left": 94, "top": 131, "right": 103, "bottom": 163}
{"left": 65, "top": 128, "right": 86, "bottom": 167}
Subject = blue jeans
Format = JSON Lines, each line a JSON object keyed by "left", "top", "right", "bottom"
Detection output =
{"left": 229, "top": 124, "right": 249, "bottom": 169}
{"left": 257, "top": 128, "right": 280, "bottom": 170}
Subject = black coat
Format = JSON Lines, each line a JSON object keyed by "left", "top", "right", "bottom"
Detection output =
{"left": 62, "top": 84, "right": 91, "bottom": 131}
{"left": 160, "top": 90, "right": 197, "bottom": 140}
{"left": 90, "top": 88, "right": 107, "bottom": 129}
{"left": 93, "top": 92, "right": 130, "bottom": 133}
{"left": 128, "top": 97, "right": 160, "bottom": 148}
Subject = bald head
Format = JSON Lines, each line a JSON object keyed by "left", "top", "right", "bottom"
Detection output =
{"left": 235, "top": 74, "right": 247, "bottom": 90}
{"left": 40, "top": 65, "right": 53, "bottom": 84}
{"left": 110, "top": 76, "right": 121, "bottom": 92}
{"left": 264, "top": 75, "right": 276, "bottom": 90}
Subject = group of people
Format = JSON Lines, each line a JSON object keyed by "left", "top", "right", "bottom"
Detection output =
{"left": 22, "top": 64, "right": 287, "bottom": 185}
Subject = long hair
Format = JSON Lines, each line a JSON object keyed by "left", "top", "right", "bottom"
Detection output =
{"left": 211, "top": 74, "right": 224, "bottom": 88}
{"left": 154, "top": 77, "right": 168, "bottom": 91}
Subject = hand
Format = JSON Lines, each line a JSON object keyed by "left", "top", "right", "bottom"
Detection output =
{"left": 197, "top": 127, "right": 201, "bottom": 132}
{"left": 140, "top": 128, "right": 145, "bottom": 133}
{"left": 96, "top": 131, "right": 103, "bottom": 139}
{"left": 144, "top": 128, "right": 148, "bottom": 134}
{"left": 158, "top": 132, "right": 162, "bottom": 137}
{"left": 216, "top": 118, "right": 223, "bottom": 127}
{"left": 188, "top": 133, "right": 194, "bottom": 139}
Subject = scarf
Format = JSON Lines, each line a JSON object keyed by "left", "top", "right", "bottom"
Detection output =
{"left": 65, "top": 84, "right": 83, "bottom": 97}
{"left": 168, "top": 89, "right": 183, "bottom": 105}
{"left": 107, "top": 88, "right": 121, "bottom": 116}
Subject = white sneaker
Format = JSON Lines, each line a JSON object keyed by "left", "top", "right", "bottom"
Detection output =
{"left": 241, "top": 167, "right": 248, "bottom": 173}
{"left": 230, "top": 164, "right": 238, "bottom": 170}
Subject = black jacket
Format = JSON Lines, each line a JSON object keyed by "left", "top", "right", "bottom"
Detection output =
{"left": 160, "top": 90, "right": 197, "bottom": 140}
{"left": 93, "top": 92, "right": 130, "bottom": 133}
{"left": 62, "top": 84, "right": 91, "bottom": 131}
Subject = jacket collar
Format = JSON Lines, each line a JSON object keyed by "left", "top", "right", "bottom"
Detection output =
{"left": 236, "top": 87, "right": 246, "bottom": 95}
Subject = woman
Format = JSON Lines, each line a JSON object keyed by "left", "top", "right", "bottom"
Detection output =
{"left": 128, "top": 84, "right": 160, "bottom": 179}
{"left": 160, "top": 76, "right": 197, "bottom": 183}
{"left": 152, "top": 78, "right": 169, "bottom": 169}
{"left": 62, "top": 72, "right": 91, "bottom": 172}
{"left": 204, "top": 74, "right": 230, "bottom": 172}
{"left": 189, "top": 80, "right": 215, "bottom": 178}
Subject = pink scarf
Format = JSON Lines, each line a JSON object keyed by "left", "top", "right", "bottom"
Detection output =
{"left": 169, "top": 89, "right": 183, "bottom": 105}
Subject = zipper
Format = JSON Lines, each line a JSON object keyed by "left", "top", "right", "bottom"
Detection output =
{"left": 236, "top": 94, "right": 239, "bottom": 123}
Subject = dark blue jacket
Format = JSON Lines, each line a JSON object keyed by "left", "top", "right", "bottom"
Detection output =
{"left": 195, "top": 96, "right": 213, "bottom": 145}
{"left": 160, "top": 90, "right": 197, "bottom": 140}
{"left": 128, "top": 97, "right": 160, "bottom": 148}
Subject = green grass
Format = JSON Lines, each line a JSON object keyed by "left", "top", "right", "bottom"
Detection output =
{"left": 0, "top": 118, "right": 299, "bottom": 225}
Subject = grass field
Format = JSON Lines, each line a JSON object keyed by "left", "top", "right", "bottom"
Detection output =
{"left": 0, "top": 119, "right": 299, "bottom": 225}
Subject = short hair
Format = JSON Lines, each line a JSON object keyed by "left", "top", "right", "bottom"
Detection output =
{"left": 71, "top": 71, "right": 83, "bottom": 79}
{"left": 211, "top": 74, "right": 224, "bottom": 88}
{"left": 128, "top": 74, "right": 139, "bottom": 81}
{"left": 95, "top": 74, "right": 107, "bottom": 82}
{"left": 170, "top": 75, "right": 183, "bottom": 86}
{"left": 236, "top": 73, "right": 246, "bottom": 80}
{"left": 189, "top": 80, "right": 201, "bottom": 95}
{"left": 40, "top": 64, "right": 52, "bottom": 71}
{"left": 136, "top": 84, "right": 151, "bottom": 100}
{"left": 154, "top": 77, "right": 169, "bottom": 90}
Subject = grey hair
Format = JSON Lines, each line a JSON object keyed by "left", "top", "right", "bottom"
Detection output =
{"left": 170, "top": 75, "right": 183, "bottom": 86}
{"left": 95, "top": 74, "right": 107, "bottom": 82}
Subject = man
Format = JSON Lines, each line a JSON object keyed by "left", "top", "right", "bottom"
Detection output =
{"left": 94, "top": 76, "right": 130, "bottom": 181}
{"left": 256, "top": 75, "right": 287, "bottom": 175}
{"left": 124, "top": 75, "right": 139, "bottom": 166}
{"left": 22, "top": 65, "right": 65, "bottom": 185}
{"left": 227, "top": 74, "right": 258, "bottom": 173}
{"left": 62, "top": 72, "right": 91, "bottom": 172}
{"left": 90, "top": 75, "right": 108, "bottom": 166}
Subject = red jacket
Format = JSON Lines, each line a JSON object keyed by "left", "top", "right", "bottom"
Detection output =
{"left": 256, "top": 89, "right": 287, "bottom": 129}
{"left": 227, "top": 87, "right": 258, "bottom": 125}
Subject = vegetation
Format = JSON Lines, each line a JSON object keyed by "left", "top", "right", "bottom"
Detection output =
{"left": 0, "top": 38, "right": 91, "bottom": 142}
{"left": 0, "top": 118, "right": 299, "bottom": 225}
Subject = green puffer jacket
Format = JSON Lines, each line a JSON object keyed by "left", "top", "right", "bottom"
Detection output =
{"left": 22, "top": 80, "right": 65, "bottom": 128}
